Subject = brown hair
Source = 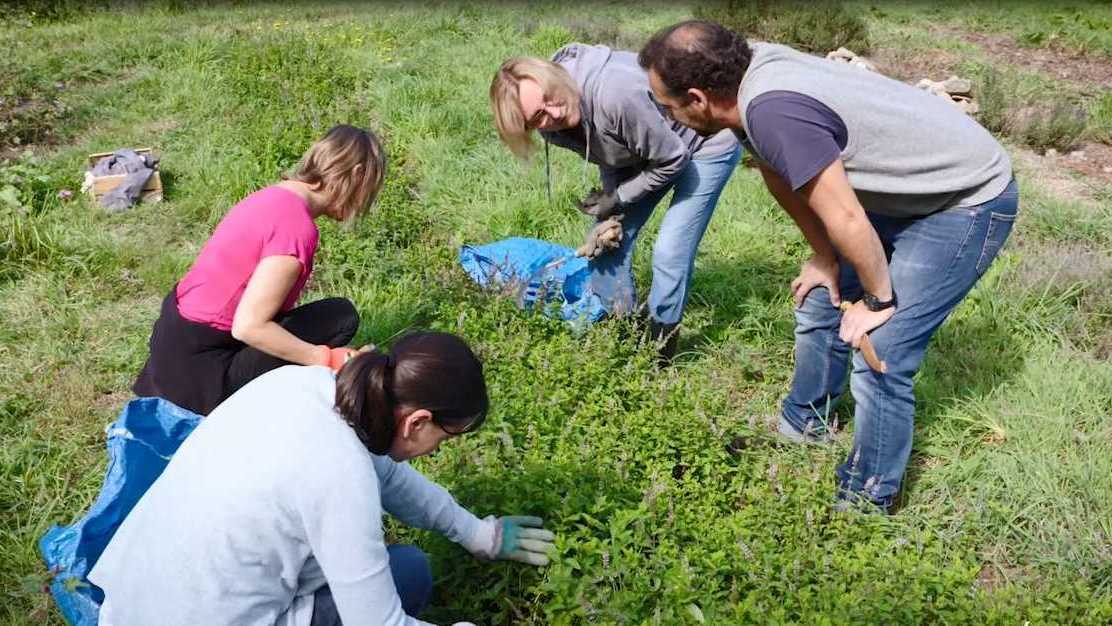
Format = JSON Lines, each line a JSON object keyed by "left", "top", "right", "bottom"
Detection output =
{"left": 489, "top": 56, "right": 581, "bottom": 160}
{"left": 334, "top": 332, "right": 489, "bottom": 455}
{"left": 639, "top": 20, "right": 753, "bottom": 99}
{"left": 285, "top": 124, "right": 386, "bottom": 223}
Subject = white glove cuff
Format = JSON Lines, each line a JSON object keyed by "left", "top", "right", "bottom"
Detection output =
{"left": 461, "top": 515, "right": 499, "bottom": 560}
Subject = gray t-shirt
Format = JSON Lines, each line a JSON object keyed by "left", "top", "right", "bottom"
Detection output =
{"left": 90, "top": 365, "right": 489, "bottom": 626}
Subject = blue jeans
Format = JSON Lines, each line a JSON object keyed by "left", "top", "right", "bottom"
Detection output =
{"left": 590, "top": 147, "right": 741, "bottom": 324}
{"left": 781, "top": 179, "right": 1019, "bottom": 509}
{"left": 310, "top": 544, "right": 432, "bottom": 625}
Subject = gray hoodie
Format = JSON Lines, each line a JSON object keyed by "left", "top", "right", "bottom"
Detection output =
{"left": 541, "top": 43, "right": 736, "bottom": 205}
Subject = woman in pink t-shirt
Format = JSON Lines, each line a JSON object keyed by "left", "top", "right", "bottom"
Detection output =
{"left": 133, "top": 125, "right": 387, "bottom": 414}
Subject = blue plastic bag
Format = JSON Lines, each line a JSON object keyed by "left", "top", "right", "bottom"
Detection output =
{"left": 459, "top": 237, "right": 607, "bottom": 330}
{"left": 38, "top": 397, "right": 202, "bottom": 626}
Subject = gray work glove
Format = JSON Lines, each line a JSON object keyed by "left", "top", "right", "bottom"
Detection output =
{"left": 495, "top": 515, "right": 556, "bottom": 565}
{"left": 464, "top": 515, "right": 556, "bottom": 567}
{"left": 575, "top": 215, "right": 624, "bottom": 259}
{"left": 577, "top": 188, "right": 624, "bottom": 220}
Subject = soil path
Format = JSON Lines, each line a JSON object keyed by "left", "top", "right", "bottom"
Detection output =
{"left": 936, "top": 26, "right": 1112, "bottom": 92}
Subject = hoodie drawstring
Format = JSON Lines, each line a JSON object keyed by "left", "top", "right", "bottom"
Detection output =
{"left": 542, "top": 102, "right": 597, "bottom": 209}
{"left": 544, "top": 137, "right": 552, "bottom": 207}
{"left": 582, "top": 115, "right": 592, "bottom": 192}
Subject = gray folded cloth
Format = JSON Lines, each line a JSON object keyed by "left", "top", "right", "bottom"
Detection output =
{"left": 90, "top": 149, "right": 158, "bottom": 211}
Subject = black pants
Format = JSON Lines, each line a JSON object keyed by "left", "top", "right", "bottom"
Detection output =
{"left": 133, "top": 289, "right": 359, "bottom": 415}
{"left": 225, "top": 298, "right": 360, "bottom": 396}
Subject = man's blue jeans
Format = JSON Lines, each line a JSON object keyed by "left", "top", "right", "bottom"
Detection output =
{"left": 590, "top": 147, "right": 741, "bottom": 324}
{"left": 310, "top": 544, "right": 432, "bottom": 624}
{"left": 781, "top": 179, "right": 1019, "bottom": 509}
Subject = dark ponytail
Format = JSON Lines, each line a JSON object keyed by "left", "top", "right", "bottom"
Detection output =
{"left": 334, "top": 331, "right": 489, "bottom": 454}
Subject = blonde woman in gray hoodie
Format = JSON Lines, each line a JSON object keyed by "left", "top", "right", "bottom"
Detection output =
{"left": 491, "top": 43, "right": 741, "bottom": 362}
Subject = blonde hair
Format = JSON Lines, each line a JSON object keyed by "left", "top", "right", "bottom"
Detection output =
{"left": 490, "top": 57, "right": 581, "bottom": 160}
{"left": 286, "top": 125, "right": 386, "bottom": 223}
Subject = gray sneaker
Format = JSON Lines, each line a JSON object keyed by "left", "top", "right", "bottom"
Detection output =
{"left": 832, "top": 495, "right": 890, "bottom": 516}
{"left": 777, "top": 416, "right": 833, "bottom": 445}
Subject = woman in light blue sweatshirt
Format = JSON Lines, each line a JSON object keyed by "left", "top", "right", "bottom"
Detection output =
{"left": 491, "top": 43, "right": 741, "bottom": 362}
{"left": 89, "top": 332, "right": 555, "bottom": 626}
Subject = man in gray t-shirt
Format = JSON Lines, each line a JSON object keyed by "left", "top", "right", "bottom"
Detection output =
{"left": 639, "top": 21, "right": 1018, "bottom": 513}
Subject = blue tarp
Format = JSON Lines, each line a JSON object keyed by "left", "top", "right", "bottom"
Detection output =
{"left": 459, "top": 237, "right": 607, "bottom": 330}
{"left": 38, "top": 397, "right": 202, "bottom": 626}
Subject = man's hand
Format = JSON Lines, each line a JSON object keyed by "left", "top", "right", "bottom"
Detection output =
{"left": 791, "top": 255, "right": 841, "bottom": 308}
{"left": 577, "top": 188, "right": 623, "bottom": 220}
{"left": 800, "top": 160, "right": 893, "bottom": 308}
{"left": 838, "top": 300, "right": 895, "bottom": 349}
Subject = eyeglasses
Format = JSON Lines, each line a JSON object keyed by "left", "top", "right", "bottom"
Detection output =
{"left": 434, "top": 410, "right": 487, "bottom": 436}
{"left": 524, "top": 101, "right": 565, "bottom": 130}
{"left": 648, "top": 91, "right": 681, "bottom": 120}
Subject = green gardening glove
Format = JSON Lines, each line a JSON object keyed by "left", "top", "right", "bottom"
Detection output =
{"left": 495, "top": 516, "right": 556, "bottom": 566}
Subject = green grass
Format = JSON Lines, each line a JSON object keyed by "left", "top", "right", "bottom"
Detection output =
{"left": 696, "top": 0, "right": 871, "bottom": 55}
{"left": 2, "top": 2, "right": 1112, "bottom": 625}
{"left": 864, "top": 0, "right": 1112, "bottom": 57}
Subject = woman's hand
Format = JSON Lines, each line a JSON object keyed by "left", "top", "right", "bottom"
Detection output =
{"left": 495, "top": 516, "right": 556, "bottom": 566}
{"left": 577, "top": 188, "right": 623, "bottom": 219}
{"left": 324, "top": 346, "right": 358, "bottom": 371}
{"left": 466, "top": 515, "right": 556, "bottom": 566}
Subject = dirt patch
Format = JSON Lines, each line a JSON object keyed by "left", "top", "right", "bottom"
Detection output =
{"left": 0, "top": 94, "right": 69, "bottom": 160}
{"left": 975, "top": 563, "right": 1002, "bottom": 593}
{"left": 937, "top": 27, "right": 1112, "bottom": 91}
{"left": 1010, "top": 144, "right": 1112, "bottom": 203}
{"left": 93, "top": 388, "right": 133, "bottom": 414}
{"left": 870, "top": 46, "right": 963, "bottom": 84}
{"left": 1096, "top": 335, "right": 1112, "bottom": 361}
{"left": 1052, "top": 141, "right": 1112, "bottom": 187}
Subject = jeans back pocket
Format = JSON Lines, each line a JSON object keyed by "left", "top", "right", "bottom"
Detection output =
{"left": 976, "top": 211, "right": 1017, "bottom": 276}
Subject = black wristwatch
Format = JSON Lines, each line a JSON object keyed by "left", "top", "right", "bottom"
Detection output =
{"left": 863, "top": 291, "right": 897, "bottom": 312}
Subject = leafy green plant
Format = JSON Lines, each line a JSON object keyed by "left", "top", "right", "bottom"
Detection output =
{"left": 0, "top": 151, "right": 54, "bottom": 214}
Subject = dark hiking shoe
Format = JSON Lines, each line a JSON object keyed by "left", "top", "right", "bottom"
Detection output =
{"left": 648, "top": 320, "right": 679, "bottom": 366}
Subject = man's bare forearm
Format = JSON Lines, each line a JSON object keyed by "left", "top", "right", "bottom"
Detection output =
{"left": 759, "top": 164, "right": 837, "bottom": 260}
{"left": 801, "top": 161, "right": 893, "bottom": 300}
{"left": 822, "top": 214, "right": 892, "bottom": 300}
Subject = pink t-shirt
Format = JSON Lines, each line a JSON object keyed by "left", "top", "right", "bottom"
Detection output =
{"left": 176, "top": 186, "right": 319, "bottom": 332}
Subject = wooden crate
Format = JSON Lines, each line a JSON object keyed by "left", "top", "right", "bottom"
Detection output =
{"left": 86, "top": 148, "right": 163, "bottom": 203}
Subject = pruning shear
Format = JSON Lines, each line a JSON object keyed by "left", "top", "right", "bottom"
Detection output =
{"left": 838, "top": 301, "right": 888, "bottom": 373}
